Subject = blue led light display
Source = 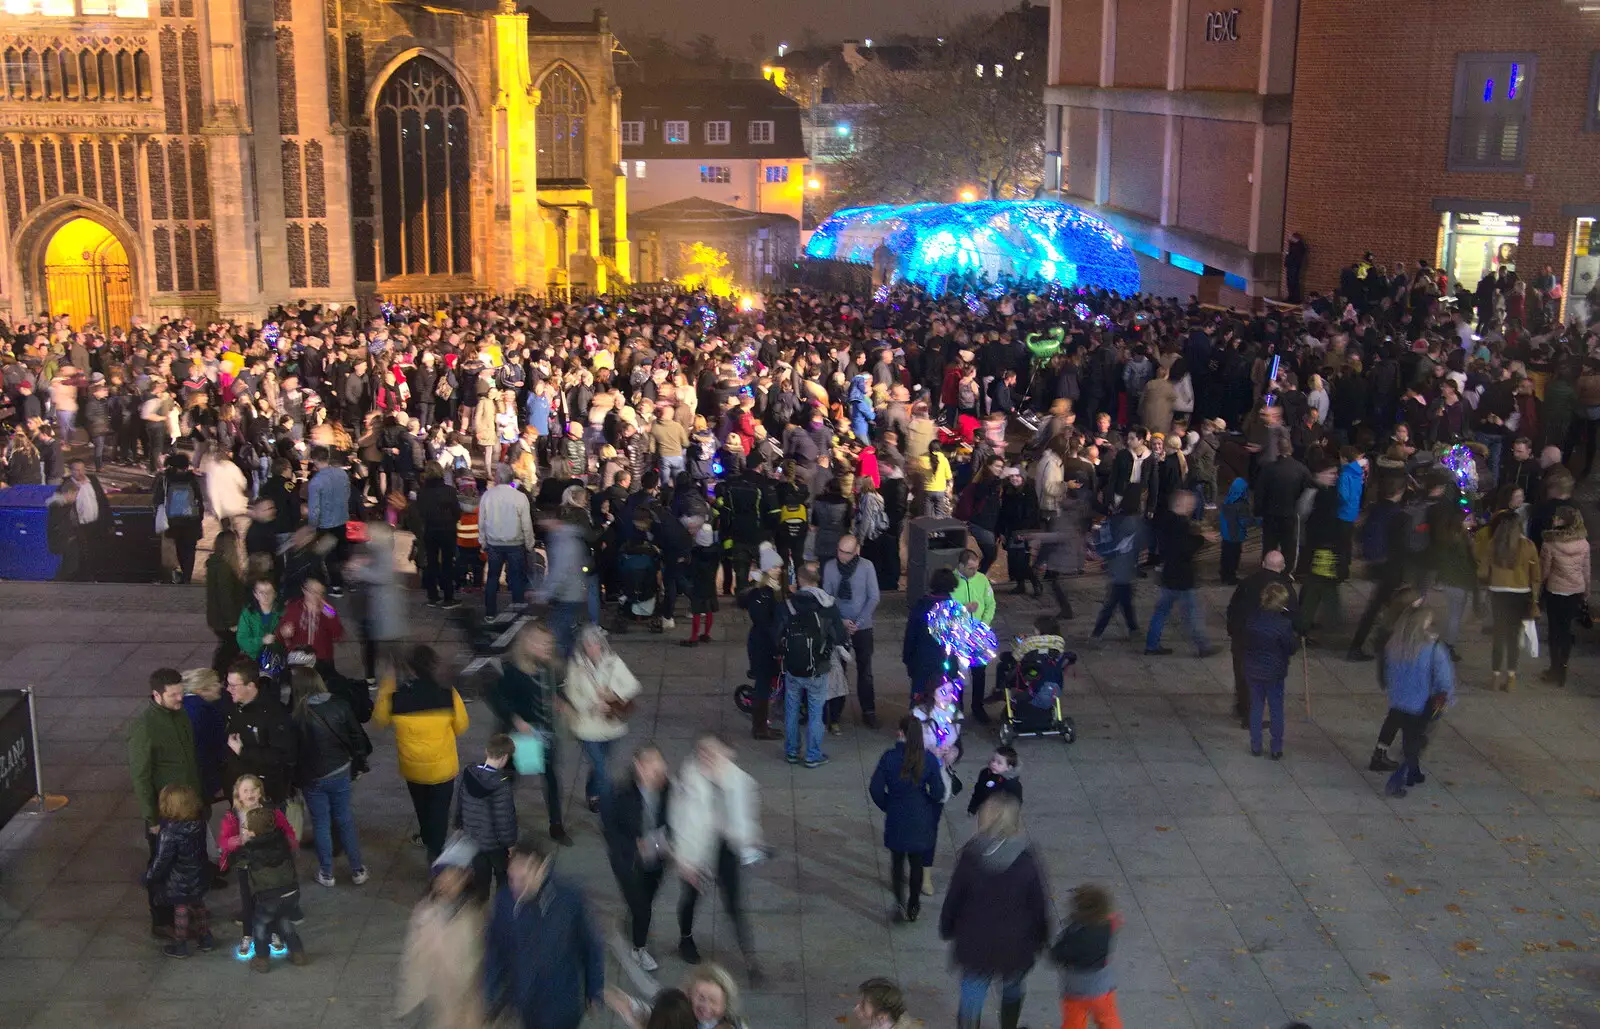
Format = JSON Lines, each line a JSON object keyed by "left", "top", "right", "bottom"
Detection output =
{"left": 804, "top": 200, "right": 1141, "bottom": 296}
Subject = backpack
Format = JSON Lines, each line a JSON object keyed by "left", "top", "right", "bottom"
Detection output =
{"left": 781, "top": 599, "right": 832, "bottom": 677}
{"left": 165, "top": 480, "right": 196, "bottom": 520}
{"left": 953, "top": 482, "right": 976, "bottom": 522}
{"left": 855, "top": 491, "right": 888, "bottom": 541}
{"left": 1403, "top": 502, "right": 1431, "bottom": 554}
{"left": 1358, "top": 504, "right": 1395, "bottom": 563}
{"left": 723, "top": 479, "right": 764, "bottom": 537}
{"left": 958, "top": 378, "right": 980, "bottom": 409}
{"left": 1092, "top": 520, "right": 1133, "bottom": 559}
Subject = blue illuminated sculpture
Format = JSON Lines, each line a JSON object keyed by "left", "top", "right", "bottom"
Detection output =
{"left": 804, "top": 200, "right": 1140, "bottom": 296}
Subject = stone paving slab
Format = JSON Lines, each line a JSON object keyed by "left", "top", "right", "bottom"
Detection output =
{"left": 0, "top": 571, "right": 1599, "bottom": 1029}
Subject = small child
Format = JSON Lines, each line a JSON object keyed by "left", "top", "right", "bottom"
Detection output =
{"left": 1218, "top": 477, "right": 1256, "bottom": 584}
{"left": 1051, "top": 883, "right": 1122, "bottom": 1029}
{"left": 217, "top": 773, "right": 297, "bottom": 959}
{"left": 142, "top": 784, "right": 214, "bottom": 958}
{"left": 456, "top": 480, "right": 483, "bottom": 592}
{"left": 968, "top": 745, "right": 1023, "bottom": 816}
{"left": 240, "top": 806, "right": 307, "bottom": 972}
{"left": 455, "top": 733, "right": 519, "bottom": 902}
{"left": 680, "top": 521, "right": 719, "bottom": 647}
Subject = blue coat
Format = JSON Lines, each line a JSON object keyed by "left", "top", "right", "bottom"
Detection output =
{"left": 870, "top": 742, "right": 946, "bottom": 853}
{"left": 485, "top": 875, "right": 604, "bottom": 1029}
{"left": 1243, "top": 609, "right": 1299, "bottom": 685}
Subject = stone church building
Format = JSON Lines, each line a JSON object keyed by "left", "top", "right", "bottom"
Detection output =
{"left": 0, "top": 0, "right": 628, "bottom": 329}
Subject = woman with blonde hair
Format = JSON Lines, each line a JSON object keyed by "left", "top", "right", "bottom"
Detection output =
{"left": 217, "top": 773, "right": 297, "bottom": 958}
{"left": 1378, "top": 604, "right": 1454, "bottom": 798}
{"left": 1473, "top": 508, "right": 1541, "bottom": 690}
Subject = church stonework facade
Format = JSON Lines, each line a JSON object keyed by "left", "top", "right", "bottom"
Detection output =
{"left": 0, "top": 0, "right": 627, "bottom": 328}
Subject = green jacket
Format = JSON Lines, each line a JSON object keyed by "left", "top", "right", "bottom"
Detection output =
{"left": 236, "top": 602, "right": 282, "bottom": 660}
{"left": 127, "top": 701, "right": 202, "bottom": 825}
{"left": 205, "top": 553, "right": 248, "bottom": 636}
{"left": 952, "top": 570, "right": 996, "bottom": 626}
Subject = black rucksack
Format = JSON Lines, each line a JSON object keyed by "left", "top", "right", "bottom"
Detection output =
{"left": 781, "top": 600, "right": 832, "bottom": 677}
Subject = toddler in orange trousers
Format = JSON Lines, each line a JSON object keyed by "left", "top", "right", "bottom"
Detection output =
{"left": 1050, "top": 883, "right": 1123, "bottom": 1029}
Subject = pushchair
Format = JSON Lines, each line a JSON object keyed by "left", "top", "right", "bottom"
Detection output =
{"left": 611, "top": 539, "right": 664, "bottom": 632}
{"left": 993, "top": 643, "right": 1077, "bottom": 746}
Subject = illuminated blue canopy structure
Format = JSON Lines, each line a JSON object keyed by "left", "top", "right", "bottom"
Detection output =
{"left": 804, "top": 200, "right": 1140, "bottom": 296}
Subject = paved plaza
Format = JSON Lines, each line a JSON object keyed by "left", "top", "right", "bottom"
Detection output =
{"left": 1, "top": 569, "right": 1600, "bottom": 1029}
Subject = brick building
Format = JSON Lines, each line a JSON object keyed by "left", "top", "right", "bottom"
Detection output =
{"left": 0, "top": 0, "right": 627, "bottom": 329}
{"left": 1045, "top": 0, "right": 1600, "bottom": 314}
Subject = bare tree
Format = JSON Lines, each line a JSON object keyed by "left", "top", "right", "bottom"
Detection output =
{"left": 830, "top": 16, "right": 1044, "bottom": 209}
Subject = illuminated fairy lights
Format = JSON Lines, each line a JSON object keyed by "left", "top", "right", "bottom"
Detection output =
{"left": 922, "top": 598, "right": 998, "bottom": 747}
{"left": 804, "top": 200, "right": 1141, "bottom": 297}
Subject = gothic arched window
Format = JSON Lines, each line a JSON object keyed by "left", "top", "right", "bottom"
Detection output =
{"left": 374, "top": 55, "right": 471, "bottom": 277}
{"left": 536, "top": 65, "right": 587, "bottom": 181}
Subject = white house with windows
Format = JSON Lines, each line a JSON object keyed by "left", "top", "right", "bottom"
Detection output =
{"left": 618, "top": 79, "right": 808, "bottom": 232}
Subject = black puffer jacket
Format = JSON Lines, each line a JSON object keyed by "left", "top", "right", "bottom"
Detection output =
{"left": 144, "top": 819, "right": 208, "bottom": 905}
{"left": 292, "top": 693, "right": 370, "bottom": 788}
{"left": 455, "top": 761, "right": 518, "bottom": 848}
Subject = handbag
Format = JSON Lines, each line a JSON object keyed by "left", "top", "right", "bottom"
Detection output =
{"left": 1580, "top": 598, "right": 1593, "bottom": 630}
{"left": 282, "top": 793, "right": 307, "bottom": 841}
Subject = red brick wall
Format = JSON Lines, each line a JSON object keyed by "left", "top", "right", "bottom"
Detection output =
{"left": 1284, "top": 0, "right": 1600, "bottom": 296}
{"left": 1052, "top": 0, "right": 1104, "bottom": 85}
{"left": 1108, "top": 110, "right": 1164, "bottom": 219}
{"left": 1177, "top": 117, "right": 1255, "bottom": 247}
{"left": 1113, "top": 0, "right": 1170, "bottom": 88}
{"left": 1183, "top": 0, "right": 1264, "bottom": 91}
{"left": 1064, "top": 107, "right": 1100, "bottom": 200}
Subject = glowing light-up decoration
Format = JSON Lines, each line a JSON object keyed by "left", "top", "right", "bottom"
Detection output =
{"left": 921, "top": 598, "right": 999, "bottom": 748}
{"left": 1073, "top": 302, "right": 1091, "bottom": 321}
{"left": 1438, "top": 444, "right": 1480, "bottom": 513}
{"left": 677, "top": 242, "right": 737, "bottom": 297}
{"left": 804, "top": 200, "right": 1141, "bottom": 297}
{"left": 1026, "top": 327, "right": 1065, "bottom": 361}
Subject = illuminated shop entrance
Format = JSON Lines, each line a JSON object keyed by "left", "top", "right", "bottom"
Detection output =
{"left": 41, "top": 216, "right": 133, "bottom": 331}
{"left": 1438, "top": 210, "right": 1520, "bottom": 290}
{"left": 1568, "top": 217, "right": 1600, "bottom": 325}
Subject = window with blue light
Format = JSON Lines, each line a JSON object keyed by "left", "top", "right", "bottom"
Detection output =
{"left": 1169, "top": 253, "right": 1205, "bottom": 275}
{"left": 1449, "top": 53, "right": 1534, "bottom": 171}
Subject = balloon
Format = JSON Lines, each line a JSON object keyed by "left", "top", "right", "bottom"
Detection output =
{"left": 1026, "top": 327, "right": 1065, "bottom": 360}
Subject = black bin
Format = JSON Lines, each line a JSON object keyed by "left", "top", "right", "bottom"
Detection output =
{"left": 906, "top": 516, "right": 968, "bottom": 605}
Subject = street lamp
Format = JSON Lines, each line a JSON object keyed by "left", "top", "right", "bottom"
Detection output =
{"left": 807, "top": 177, "right": 822, "bottom": 190}
{"left": 959, "top": 188, "right": 977, "bottom": 202}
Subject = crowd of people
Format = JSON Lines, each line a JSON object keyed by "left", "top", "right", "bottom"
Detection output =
{"left": 28, "top": 252, "right": 1597, "bottom": 1029}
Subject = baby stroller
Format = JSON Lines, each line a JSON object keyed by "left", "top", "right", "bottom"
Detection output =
{"left": 993, "top": 643, "right": 1077, "bottom": 746}
{"left": 612, "top": 538, "right": 664, "bottom": 633}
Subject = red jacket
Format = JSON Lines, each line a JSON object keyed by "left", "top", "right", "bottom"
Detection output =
{"left": 279, "top": 597, "right": 344, "bottom": 661}
{"left": 217, "top": 806, "right": 297, "bottom": 871}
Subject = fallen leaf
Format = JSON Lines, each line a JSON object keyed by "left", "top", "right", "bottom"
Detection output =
{"left": 836, "top": 1019, "right": 849, "bottom": 1024}
{"left": 1155, "top": 825, "right": 1171, "bottom": 832}
{"left": 1512, "top": 907, "right": 1528, "bottom": 914}
{"left": 1557, "top": 940, "right": 1579, "bottom": 950}
{"left": 1445, "top": 903, "right": 1464, "bottom": 914}
{"left": 1454, "top": 940, "right": 1482, "bottom": 954}
{"left": 1368, "top": 972, "right": 1391, "bottom": 983}
{"left": 1405, "top": 888, "right": 1422, "bottom": 895}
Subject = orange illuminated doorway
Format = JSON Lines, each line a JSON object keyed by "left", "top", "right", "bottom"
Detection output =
{"left": 42, "top": 216, "right": 133, "bottom": 331}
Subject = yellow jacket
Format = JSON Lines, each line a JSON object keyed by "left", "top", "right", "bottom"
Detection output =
{"left": 1473, "top": 530, "right": 1541, "bottom": 602}
{"left": 373, "top": 676, "right": 469, "bottom": 786}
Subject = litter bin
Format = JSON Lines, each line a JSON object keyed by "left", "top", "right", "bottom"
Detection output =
{"left": 0, "top": 485, "right": 62, "bottom": 581}
{"left": 99, "top": 494, "right": 162, "bottom": 583}
{"left": 906, "top": 516, "right": 968, "bottom": 605}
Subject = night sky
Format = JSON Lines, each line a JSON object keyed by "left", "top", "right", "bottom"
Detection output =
{"left": 537, "top": 0, "right": 1021, "bottom": 50}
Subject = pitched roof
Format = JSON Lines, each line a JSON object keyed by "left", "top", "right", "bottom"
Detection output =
{"left": 621, "top": 79, "right": 807, "bottom": 160}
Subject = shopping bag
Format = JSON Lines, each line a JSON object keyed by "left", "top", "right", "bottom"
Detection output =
{"left": 435, "top": 831, "right": 480, "bottom": 869}
{"left": 283, "top": 792, "right": 308, "bottom": 841}
{"left": 512, "top": 732, "right": 546, "bottom": 775}
{"left": 1520, "top": 618, "right": 1540, "bottom": 659}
